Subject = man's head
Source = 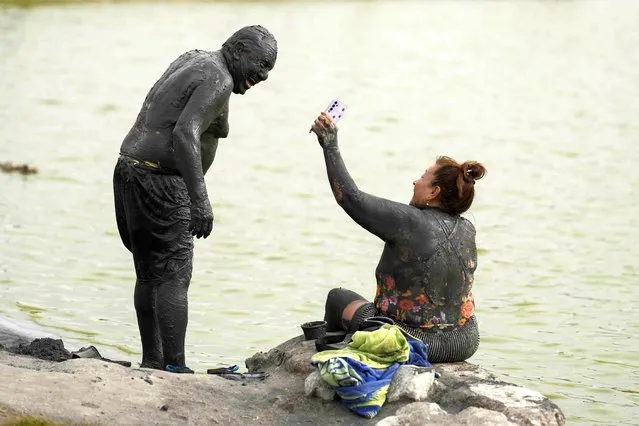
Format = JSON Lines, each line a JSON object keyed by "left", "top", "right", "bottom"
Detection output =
{"left": 222, "top": 25, "right": 277, "bottom": 95}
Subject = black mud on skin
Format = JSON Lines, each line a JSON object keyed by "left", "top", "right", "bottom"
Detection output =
{"left": 114, "top": 25, "right": 277, "bottom": 369}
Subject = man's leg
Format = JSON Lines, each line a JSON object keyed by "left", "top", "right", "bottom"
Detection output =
{"left": 157, "top": 258, "right": 192, "bottom": 368}
{"left": 134, "top": 283, "right": 164, "bottom": 369}
{"left": 125, "top": 172, "right": 193, "bottom": 371}
{"left": 121, "top": 163, "right": 193, "bottom": 370}
{"left": 114, "top": 159, "right": 164, "bottom": 367}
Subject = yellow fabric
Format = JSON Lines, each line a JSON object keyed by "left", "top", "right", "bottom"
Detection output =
{"left": 311, "top": 324, "right": 410, "bottom": 369}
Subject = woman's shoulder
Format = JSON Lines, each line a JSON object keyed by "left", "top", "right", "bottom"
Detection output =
{"left": 459, "top": 215, "right": 477, "bottom": 231}
{"left": 418, "top": 209, "right": 477, "bottom": 234}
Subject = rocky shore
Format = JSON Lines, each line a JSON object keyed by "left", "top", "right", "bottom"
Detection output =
{"left": 0, "top": 322, "right": 565, "bottom": 426}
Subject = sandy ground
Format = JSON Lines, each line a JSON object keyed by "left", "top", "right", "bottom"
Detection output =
{"left": 0, "top": 347, "right": 375, "bottom": 426}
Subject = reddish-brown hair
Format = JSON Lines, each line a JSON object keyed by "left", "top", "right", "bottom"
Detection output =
{"left": 432, "top": 156, "right": 486, "bottom": 215}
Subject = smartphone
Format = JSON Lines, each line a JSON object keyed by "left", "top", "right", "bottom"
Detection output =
{"left": 309, "top": 99, "right": 348, "bottom": 133}
{"left": 324, "top": 99, "right": 348, "bottom": 124}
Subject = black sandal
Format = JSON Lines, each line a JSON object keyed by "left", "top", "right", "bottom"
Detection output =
{"left": 314, "top": 331, "right": 352, "bottom": 352}
{"left": 358, "top": 316, "right": 395, "bottom": 332}
{"left": 313, "top": 316, "right": 396, "bottom": 351}
{"left": 207, "top": 365, "right": 269, "bottom": 381}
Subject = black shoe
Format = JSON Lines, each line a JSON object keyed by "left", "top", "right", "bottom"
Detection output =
{"left": 71, "top": 346, "right": 101, "bottom": 359}
{"left": 71, "top": 346, "right": 131, "bottom": 367}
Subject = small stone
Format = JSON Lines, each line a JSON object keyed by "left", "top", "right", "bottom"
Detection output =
{"left": 377, "top": 402, "right": 448, "bottom": 426}
{"left": 160, "top": 405, "right": 169, "bottom": 411}
{"left": 304, "top": 371, "right": 336, "bottom": 401}
{"left": 387, "top": 366, "right": 435, "bottom": 403}
{"left": 81, "top": 402, "right": 99, "bottom": 409}
{"left": 269, "top": 396, "right": 284, "bottom": 405}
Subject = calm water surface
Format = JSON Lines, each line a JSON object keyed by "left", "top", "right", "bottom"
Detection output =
{"left": 1, "top": 1, "right": 638, "bottom": 424}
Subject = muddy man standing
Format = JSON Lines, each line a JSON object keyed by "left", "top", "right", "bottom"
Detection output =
{"left": 113, "top": 26, "right": 277, "bottom": 373}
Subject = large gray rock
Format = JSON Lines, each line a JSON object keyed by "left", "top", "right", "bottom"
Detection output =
{"left": 376, "top": 403, "right": 515, "bottom": 426}
{"left": 246, "top": 335, "right": 566, "bottom": 426}
{"left": 0, "top": 320, "right": 565, "bottom": 425}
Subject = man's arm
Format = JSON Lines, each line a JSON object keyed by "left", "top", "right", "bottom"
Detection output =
{"left": 173, "top": 79, "right": 232, "bottom": 238}
{"left": 312, "top": 113, "right": 419, "bottom": 243}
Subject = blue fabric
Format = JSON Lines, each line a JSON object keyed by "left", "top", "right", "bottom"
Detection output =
{"left": 311, "top": 325, "right": 432, "bottom": 418}
{"left": 406, "top": 339, "right": 431, "bottom": 367}
{"left": 315, "top": 356, "right": 399, "bottom": 418}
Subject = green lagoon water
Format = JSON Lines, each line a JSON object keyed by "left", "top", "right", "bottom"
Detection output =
{"left": 1, "top": 1, "right": 638, "bottom": 424}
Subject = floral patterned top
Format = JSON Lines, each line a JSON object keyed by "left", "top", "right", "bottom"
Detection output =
{"left": 372, "top": 239, "right": 478, "bottom": 331}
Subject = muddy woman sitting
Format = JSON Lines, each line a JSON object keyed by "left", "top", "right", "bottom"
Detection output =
{"left": 310, "top": 112, "right": 486, "bottom": 363}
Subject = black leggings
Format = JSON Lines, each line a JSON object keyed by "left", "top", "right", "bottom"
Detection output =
{"left": 323, "top": 288, "right": 375, "bottom": 333}
{"left": 323, "top": 287, "right": 480, "bottom": 363}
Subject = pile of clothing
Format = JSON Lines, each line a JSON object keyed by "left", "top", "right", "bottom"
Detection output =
{"left": 310, "top": 324, "right": 431, "bottom": 418}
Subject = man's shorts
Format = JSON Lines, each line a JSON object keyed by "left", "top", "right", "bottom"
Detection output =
{"left": 113, "top": 155, "right": 193, "bottom": 285}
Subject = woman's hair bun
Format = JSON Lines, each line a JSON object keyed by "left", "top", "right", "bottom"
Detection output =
{"left": 461, "top": 161, "right": 486, "bottom": 182}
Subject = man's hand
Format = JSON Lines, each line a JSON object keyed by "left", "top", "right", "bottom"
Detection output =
{"left": 311, "top": 112, "right": 338, "bottom": 149}
{"left": 189, "top": 198, "right": 213, "bottom": 239}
